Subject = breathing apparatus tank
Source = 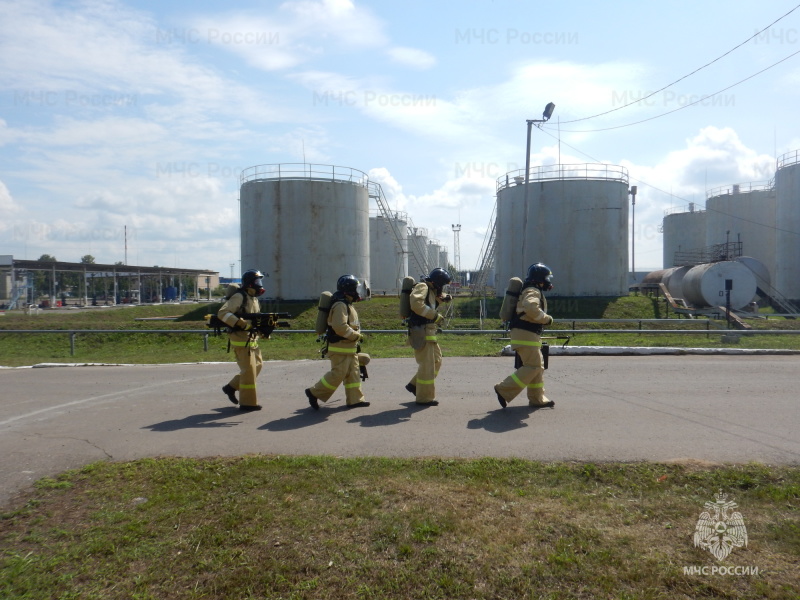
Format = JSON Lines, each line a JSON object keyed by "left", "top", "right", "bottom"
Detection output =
{"left": 315, "top": 291, "right": 333, "bottom": 335}
{"left": 399, "top": 276, "right": 416, "bottom": 318}
{"left": 499, "top": 277, "right": 523, "bottom": 323}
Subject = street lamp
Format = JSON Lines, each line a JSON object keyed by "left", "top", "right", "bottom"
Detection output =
{"left": 522, "top": 102, "right": 556, "bottom": 265}
{"left": 629, "top": 185, "right": 637, "bottom": 280}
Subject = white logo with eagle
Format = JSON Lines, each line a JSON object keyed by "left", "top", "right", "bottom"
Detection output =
{"left": 693, "top": 490, "right": 748, "bottom": 561}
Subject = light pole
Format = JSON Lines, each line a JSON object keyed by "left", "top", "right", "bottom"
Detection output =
{"left": 521, "top": 102, "right": 556, "bottom": 266}
{"left": 629, "top": 185, "right": 637, "bottom": 280}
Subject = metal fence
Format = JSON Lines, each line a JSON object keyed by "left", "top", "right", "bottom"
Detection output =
{"left": 3, "top": 322, "right": 800, "bottom": 357}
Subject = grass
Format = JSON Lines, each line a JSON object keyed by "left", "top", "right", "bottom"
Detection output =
{"left": 1, "top": 295, "right": 799, "bottom": 367}
{"left": 1, "top": 458, "right": 797, "bottom": 599}
{"left": 2, "top": 298, "right": 798, "bottom": 598}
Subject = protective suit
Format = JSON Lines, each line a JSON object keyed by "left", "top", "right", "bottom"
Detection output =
{"left": 218, "top": 271, "right": 265, "bottom": 411}
{"left": 494, "top": 284, "right": 554, "bottom": 407}
{"left": 306, "top": 275, "right": 370, "bottom": 409}
{"left": 407, "top": 279, "right": 447, "bottom": 405}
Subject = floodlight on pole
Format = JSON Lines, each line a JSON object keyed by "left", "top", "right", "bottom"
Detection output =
{"left": 521, "top": 102, "right": 556, "bottom": 264}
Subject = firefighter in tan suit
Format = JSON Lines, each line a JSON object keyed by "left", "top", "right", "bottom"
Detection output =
{"left": 405, "top": 268, "right": 452, "bottom": 406}
{"left": 305, "top": 275, "right": 370, "bottom": 410}
{"left": 218, "top": 269, "right": 266, "bottom": 411}
{"left": 494, "top": 263, "right": 555, "bottom": 408}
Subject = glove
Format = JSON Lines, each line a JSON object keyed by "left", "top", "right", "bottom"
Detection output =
{"left": 442, "top": 294, "right": 452, "bottom": 303}
{"left": 236, "top": 318, "right": 252, "bottom": 331}
{"left": 355, "top": 333, "right": 365, "bottom": 344}
{"left": 434, "top": 313, "right": 445, "bottom": 325}
{"left": 547, "top": 315, "right": 554, "bottom": 326}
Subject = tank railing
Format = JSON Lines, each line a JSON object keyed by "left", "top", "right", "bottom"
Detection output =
{"left": 705, "top": 181, "right": 773, "bottom": 198}
{"left": 240, "top": 163, "right": 369, "bottom": 187}
{"left": 663, "top": 204, "right": 706, "bottom": 217}
{"left": 777, "top": 149, "right": 800, "bottom": 170}
{"left": 672, "top": 241, "right": 743, "bottom": 266}
{"left": 496, "top": 163, "right": 629, "bottom": 192}
{"left": 368, "top": 208, "right": 409, "bottom": 222}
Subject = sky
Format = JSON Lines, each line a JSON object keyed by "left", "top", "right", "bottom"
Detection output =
{"left": 2, "top": 0, "right": 800, "bottom": 278}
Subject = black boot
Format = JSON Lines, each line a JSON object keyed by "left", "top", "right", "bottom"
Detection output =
{"left": 305, "top": 388, "right": 319, "bottom": 411}
{"left": 222, "top": 384, "right": 238, "bottom": 405}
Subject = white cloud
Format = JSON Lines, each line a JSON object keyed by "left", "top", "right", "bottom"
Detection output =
{"left": 387, "top": 47, "right": 436, "bottom": 70}
{"left": 0, "top": 179, "right": 21, "bottom": 216}
{"left": 192, "top": 0, "right": 387, "bottom": 71}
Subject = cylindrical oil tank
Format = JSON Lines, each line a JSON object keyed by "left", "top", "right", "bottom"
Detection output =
{"left": 369, "top": 212, "right": 408, "bottom": 294}
{"left": 775, "top": 150, "right": 800, "bottom": 301}
{"left": 705, "top": 184, "right": 776, "bottom": 279}
{"left": 407, "top": 228, "right": 429, "bottom": 278}
{"left": 662, "top": 265, "right": 692, "bottom": 300}
{"left": 240, "top": 164, "right": 370, "bottom": 300}
{"left": 661, "top": 206, "right": 706, "bottom": 268}
{"left": 427, "top": 241, "right": 441, "bottom": 271}
{"left": 680, "top": 261, "right": 756, "bottom": 310}
{"left": 496, "top": 163, "right": 629, "bottom": 296}
{"left": 439, "top": 249, "right": 449, "bottom": 271}
{"left": 734, "top": 256, "right": 770, "bottom": 291}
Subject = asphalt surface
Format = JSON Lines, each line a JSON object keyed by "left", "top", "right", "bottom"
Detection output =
{"left": 1, "top": 354, "right": 799, "bottom": 508}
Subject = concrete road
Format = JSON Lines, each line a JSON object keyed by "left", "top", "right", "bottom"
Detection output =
{"left": 1, "top": 355, "right": 798, "bottom": 508}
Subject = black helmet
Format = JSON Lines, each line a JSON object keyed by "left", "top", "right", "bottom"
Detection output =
{"left": 242, "top": 269, "right": 266, "bottom": 296}
{"left": 526, "top": 263, "right": 553, "bottom": 291}
{"left": 427, "top": 267, "right": 452, "bottom": 290}
{"left": 337, "top": 274, "right": 360, "bottom": 300}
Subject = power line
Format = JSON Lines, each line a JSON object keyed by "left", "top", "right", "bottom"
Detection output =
{"left": 547, "top": 48, "right": 800, "bottom": 133}
{"left": 554, "top": 3, "right": 800, "bottom": 126}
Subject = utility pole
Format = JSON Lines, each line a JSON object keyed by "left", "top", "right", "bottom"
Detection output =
{"left": 629, "top": 186, "right": 637, "bottom": 280}
{"left": 521, "top": 102, "right": 556, "bottom": 265}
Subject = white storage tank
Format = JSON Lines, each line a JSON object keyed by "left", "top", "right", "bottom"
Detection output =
{"left": 705, "top": 184, "right": 776, "bottom": 278}
{"left": 496, "top": 163, "right": 629, "bottom": 296}
{"left": 369, "top": 211, "right": 408, "bottom": 294}
{"left": 427, "top": 240, "right": 441, "bottom": 272}
{"left": 662, "top": 265, "right": 692, "bottom": 300}
{"left": 661, "top": 205, "right": 706, "bottom": 268}
{"left": 734, "top": 255, "right": 771, "bottom": 293}
{"left": 407, "top": 228, "right": 429, "bottom": 278}
{"left": 680, "top": 261, "right": 757, "bottom": 310}
{"left": 775, "top": 150, "right": 800, "bottom": 301}
{"left": 240, "top": 164, "right": 370, "bottom": 300}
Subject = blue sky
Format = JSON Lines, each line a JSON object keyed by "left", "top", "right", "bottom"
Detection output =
{"left": 2, "top": 0, "right": 799, "bottom": 277}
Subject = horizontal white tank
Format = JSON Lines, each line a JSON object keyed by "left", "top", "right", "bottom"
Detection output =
{"left": 369, "top": 213, "right": 408, "bottom": 294}
{"left": 496, "top": 164, "right": 629, "bottom": 296}
{"left": 680, "top": 261, "right": 756, "bottom": 310}
{"left": 662, "top": 265, "right": 691, "bottom": 300}
{"left": 775, "top": 152, "right": 800, "bottom": 301}
{"left": 661, "top": 207, "right": 706, "bottom": 268}
{"left": 240, "top": 164, "right": 370, "bottom": 300}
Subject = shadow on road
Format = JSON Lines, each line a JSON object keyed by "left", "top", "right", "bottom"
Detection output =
{"left": 346, "top": 401, "right": 430, "bottom": 427}
{"left": 467, "top": 407, "right": 532, "bottom": 433}
{"left": 143, "top": 407, "right": 241, "bottom": 431}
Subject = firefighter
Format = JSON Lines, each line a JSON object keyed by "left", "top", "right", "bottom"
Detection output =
{"left": 306, "top": 275, "right": 370, "bottom": 410}
{"left": 218, "top": 269, "right": 266, "bottom": 411}
{"left": 405, "top": 267, "right": 452, "bottom": 406}
{"left": 494, "top": 263, "right": 556, "bottom": 409}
